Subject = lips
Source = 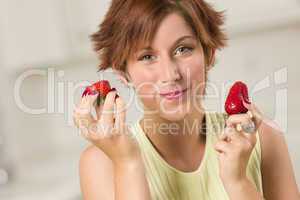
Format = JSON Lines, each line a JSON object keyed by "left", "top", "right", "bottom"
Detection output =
{"left": 160, "top": 88, "right": 188, "bottom": 100}
{"left": 160, "top": 88, "right": 187, "bottom": 96}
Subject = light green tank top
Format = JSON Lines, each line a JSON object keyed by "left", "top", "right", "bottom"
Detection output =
{"left": 130, "top": 112, "right": 264, "bottom": 200}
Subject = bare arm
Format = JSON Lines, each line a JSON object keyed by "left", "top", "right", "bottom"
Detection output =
{"left": 79, "top": 145, "right": 114, "bottom": 200}
{"left": 222, "top": 178, "right": 264, "bottom": 200}
{"left": 216, "top": 102, "right": 299, "bottom": 200}
{"left": 259, "top": 120, "right": 300, "bottom": 199}
{"left": 223, "top": 117, "right": 300, "bottom": 200}
{"left": 75, "top": 90, "right": 152, "bottom": 200}
{"left": 219, "top": 118, "right": 300, "bottom": 200}
{"left": 79, "top": 145, "right": 151, "bottom": 200}
{"left": 114, "top": 157, "right": 151, "bottom": 200}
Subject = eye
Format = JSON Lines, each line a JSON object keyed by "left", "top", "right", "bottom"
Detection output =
{"left": 174, "top": 46, "right": 193, "bottom": 55}
{"left": 138, "top": 54, "right": 155, "bottom": 62}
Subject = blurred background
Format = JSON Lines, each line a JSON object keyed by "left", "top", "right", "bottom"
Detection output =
{"left": 0, "top": 0, "right": 299, "bottom": 199}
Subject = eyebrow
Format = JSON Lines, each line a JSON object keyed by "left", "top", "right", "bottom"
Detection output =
{"left": 139, "top": 35, "right": 196, "bottom": 52}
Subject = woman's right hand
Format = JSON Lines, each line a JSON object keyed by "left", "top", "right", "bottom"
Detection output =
{"left": 73, "top": 89, "right": 141, "bottom": 167}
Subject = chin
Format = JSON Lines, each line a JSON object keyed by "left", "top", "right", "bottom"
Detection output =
{"left": 159, "top": 104, "right": 191, "bottom": 122}
{"left": 161, "top": 113, "right": 187, "bottom": 122}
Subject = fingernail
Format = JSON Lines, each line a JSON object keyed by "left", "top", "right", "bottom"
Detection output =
{"left": 82, "top": 90, "right": 88, "bottom": 97}
{"left": 236, "top": 123, "right": 242, "bottom": 132}
{"left": 242, "top": 100, "right": 251, "bottom": 109}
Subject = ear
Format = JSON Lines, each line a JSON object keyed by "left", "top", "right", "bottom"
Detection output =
{"left": 113, "top": 69, "right": 131, "bottom": 86}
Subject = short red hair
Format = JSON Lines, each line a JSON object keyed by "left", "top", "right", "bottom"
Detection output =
{"left": 90, "top": 0, "right": 227, "bottom": 73}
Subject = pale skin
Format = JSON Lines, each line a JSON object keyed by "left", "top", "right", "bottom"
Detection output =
{"left": 74, "top": 12, "right": 300, "bottom": 200}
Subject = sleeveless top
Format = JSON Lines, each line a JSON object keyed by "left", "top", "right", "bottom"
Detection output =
{"left": 129, "top": 112, "right": 264, "bottom": 200}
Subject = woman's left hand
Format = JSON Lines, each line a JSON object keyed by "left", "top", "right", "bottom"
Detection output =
{"left": 214, "top": 102, "right": 263, "bottom": 186}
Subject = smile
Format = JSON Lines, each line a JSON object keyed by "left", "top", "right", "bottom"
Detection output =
{"left": 160, "top": 88, "right": 188, "bottom": 100}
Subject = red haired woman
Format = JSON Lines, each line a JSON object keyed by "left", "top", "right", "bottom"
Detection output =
{"left": 73, "top": 0, "right": 299, "bottom": 199}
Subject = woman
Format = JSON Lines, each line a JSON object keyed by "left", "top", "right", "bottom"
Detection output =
{"left": 73, "top": 0, "right": 299, "bottom": 199}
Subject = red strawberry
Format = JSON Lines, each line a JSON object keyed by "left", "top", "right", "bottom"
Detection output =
{"left": 81, "top": 86, "right": 96, "bottom": 97}
{"left": 82, "top": 80, "right": 119, "bottom": 106}
{"left": 225, "top": 81, "right": 251, "bottom": 115}
{"left": 93, "top": 80, "right": 112, "bottom": 97}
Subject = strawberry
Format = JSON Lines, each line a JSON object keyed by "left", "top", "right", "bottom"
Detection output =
{"left": 81, "top": 86, "right": 96, "bottom": 97}
{"left": 93, "top": 80, "right": 112, "bottom": 97}
{"left": 82, "top": 80, "right": 119, "bottom": 106}
{"left": 225, "top": 81, "right": 251, "bottom": 115}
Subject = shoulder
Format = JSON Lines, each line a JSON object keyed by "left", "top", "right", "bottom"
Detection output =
{"left": 79, "top": 144, "right": 114, "bottom": 175}
{"left": 257, "top": 119, "right": 289, "bottom": 166}
{"left": 80, "top": 144, "right": 113, "bottom": 167}
{"left": 79, "top": 145, "right": 114, "bottom": 199}
{"left": 257, "top": 119, "right": 299, "bottom": 199}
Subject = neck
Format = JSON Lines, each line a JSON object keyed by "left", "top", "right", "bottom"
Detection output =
{"left": 140, "top": 110, "right": 206, "bottom": 159}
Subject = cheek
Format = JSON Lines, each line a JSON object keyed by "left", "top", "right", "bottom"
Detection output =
{"left": 179, "top": 56, "right": 206, "bottom": 98}
{"left": 181, "top": 56, "right": 206, "bottom": 85}
{"left": 131, "top": 69, "right": 160, "bottom": 105}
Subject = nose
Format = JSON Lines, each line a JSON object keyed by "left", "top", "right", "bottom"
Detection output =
{"left": 160, "top": 58, "right": 182, "bottom": 84}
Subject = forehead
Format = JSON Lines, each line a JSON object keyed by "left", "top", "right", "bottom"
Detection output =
{"left": 154, "top": 12, "right": 194, "bottom": 41}
{"left": 137, "top": 12, "right": 196, "bottom": 50}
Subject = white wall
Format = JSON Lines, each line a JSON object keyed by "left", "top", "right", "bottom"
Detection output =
{"left": 0, "top": 0, "right": 299, "bottom": 199}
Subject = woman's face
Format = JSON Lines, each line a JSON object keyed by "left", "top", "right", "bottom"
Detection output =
{"left": 126, "top": 12, "right": 207, "bottom": 121}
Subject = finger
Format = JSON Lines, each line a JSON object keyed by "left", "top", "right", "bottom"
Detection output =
{"left": 214, "top": 140, "right": 231, "bottom": 153}
{"left": 95, "top": 88, "right": 118, "bottom": 120}
{"left": 99, "top": 90, "right": 118, "bottom": 125}
{"left": 223, "top": 124, "right": 251, "bottom": 142}
{"left": 73, "top": 94, "right": 98, "bottom": 132}
{"left": 225, "top": 118, "right": 257, "bottom": 145}
{"left": 76, "top": 95, "right": 90, "bottom": 114}
{"left": 115, "top": 96, "right": 126, "bottom": 132}
{"left": 232, "top": 123, "right": 257, "bottom": 147}
{"left": 229, "top": 130, "right": 249, "bottom": 143}
{"left": 241, "top": 120, "right": 256, "bottom": 134}
{"left": 226, "top": 113, "right": 252, "bottom": 128}
{"left": 95, "top": 105, "right": 103, "bottom": 121}
{"left": 73, "top": 114, "right": 93, "bottom": 138}
{"left": 94, "top": 95, "right": 104, "bottom": 120}
{"left": 221, "top": 127, "right": 256, "bottom": 152}
{"left": 232, "top": 132, "right": 257, "bottom": 151}
{"left": 226, "top": 113, "right": 257, "bottom": 136}
{"left": 75, "top": 94, "right": 98, "bottom": 115}
{"left": 88, "top": 92, "right": 100, "bottom": 108}
{"left": 220, "top": 126, "right": 236, "bottom": 142}
{"left": 80, "top": 120, "right": 98, "bottom": 139}
{"left": 242, "top": 101, "right": 263, "bottom": 129}
{"left": 240, "top": 129, "right": 257, "bottom": 147}
{"left": 219, "top": 132, "right": 227, "bottom": 141}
